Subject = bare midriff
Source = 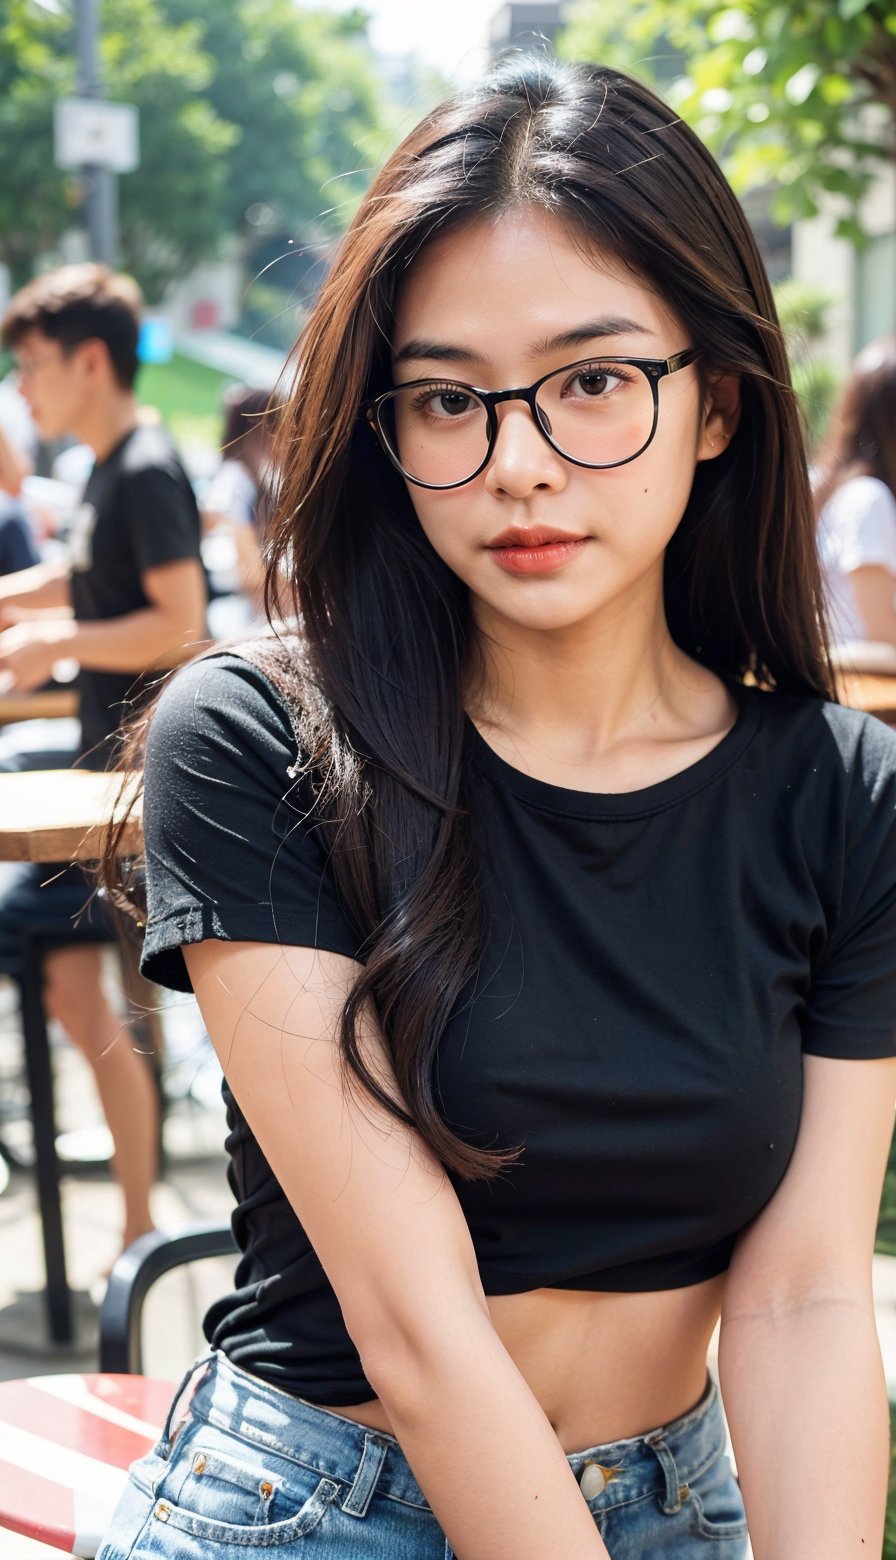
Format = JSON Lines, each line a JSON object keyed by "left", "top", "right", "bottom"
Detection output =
{"left": 332, "top": 1275, "right": 727, "bottom": 1452}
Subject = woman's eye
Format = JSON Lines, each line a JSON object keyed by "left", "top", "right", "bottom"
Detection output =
{"left": 569, "top": 368, "right": 617, "bottom": 397}
{"left": 428, "top": 390, "right": 472, "bottom": 417}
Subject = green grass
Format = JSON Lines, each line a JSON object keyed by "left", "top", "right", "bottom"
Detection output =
{"left": 137, "top": 352, "right": 232, "bottom": 454}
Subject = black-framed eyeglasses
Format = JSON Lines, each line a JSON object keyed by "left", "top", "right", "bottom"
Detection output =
{"left": 361, "top": 349, "right": 699, "bottom": 490}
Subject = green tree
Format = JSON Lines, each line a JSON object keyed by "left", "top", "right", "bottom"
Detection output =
{"left": 772, "top": 279, "right": 839, "bottom": 448}
{"left": 0, "top": 0, "right": 392, "bottom": 305}
{"left": 159, "top": 0, "right": 394, "bottom": 244}
{"left": 0, "top": 0, "right": 236, "bottom": 301}
{"left": 559, "top": 0, "right": 896, "bottom": 239}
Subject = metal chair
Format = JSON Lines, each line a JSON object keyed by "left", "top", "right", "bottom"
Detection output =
{"left": 99, "top": 1220, "right": 238, "bottom": 1374}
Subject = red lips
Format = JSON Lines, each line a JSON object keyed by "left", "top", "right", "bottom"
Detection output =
{"left": 488, "top": 526, "right": 586, "bottom": 548}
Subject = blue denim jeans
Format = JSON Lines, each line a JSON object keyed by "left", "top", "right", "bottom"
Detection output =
{"left": 97, "top": 1349, "right": 748, "bottom": 1558}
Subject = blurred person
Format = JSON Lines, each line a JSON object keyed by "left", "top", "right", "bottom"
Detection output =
{"left": 0, "top": 263, "right": 207, "bottom": 1256}
{"left": 98, "top": 58, "right": 894, "bottom": 1560}
{"left": 202, "top": 385, "right": 277, "bottom": 615}
{"left": 816, "top": 336, "right": 896, "bottom": 652}
{"left": 0, "top": 376, "right": 39, "bottom": 574}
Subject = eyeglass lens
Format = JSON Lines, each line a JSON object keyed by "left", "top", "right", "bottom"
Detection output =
{"left": 379, "top": 360, "right": 657, "bottom": 485}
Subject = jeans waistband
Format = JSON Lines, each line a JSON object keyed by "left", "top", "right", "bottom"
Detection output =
{"left": 175, "top": 1349, "right": 727, "bottom": 1516}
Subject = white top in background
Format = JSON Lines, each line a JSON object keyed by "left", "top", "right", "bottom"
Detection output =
{"left": 817, "top": 475, "right": 896, "bottom": 644}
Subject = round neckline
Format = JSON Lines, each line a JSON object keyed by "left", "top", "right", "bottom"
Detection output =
{"left": 464, "top": 676, "right": 762, "bottom": 819}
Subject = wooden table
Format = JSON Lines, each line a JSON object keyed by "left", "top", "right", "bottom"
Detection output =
{"left": 0, "top": 770, "right": 142, "bottom": 863}
{"left": 0, "top": 771, "right": 142, "bottom": 1344}
{"left": 0, "top": 688, "right": 79, "bottom": 727}
{"left": 0, "top": 1373, "right": 170, "bottom": 1556}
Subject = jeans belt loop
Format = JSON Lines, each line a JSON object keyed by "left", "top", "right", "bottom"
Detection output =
{"left": 644, "top": 1429, "right": 685, "bottom": 1515}
{"left": 341, "top": 1432, "right": 389, "bottom": 1518}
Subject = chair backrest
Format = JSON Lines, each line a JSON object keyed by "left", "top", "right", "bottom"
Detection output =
{"left": 98, "top": 1221, "right": 237, "bottom": 1374}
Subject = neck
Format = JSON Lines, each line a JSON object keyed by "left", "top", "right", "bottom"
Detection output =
{"left": 467, "top": 571, "right": 693, "bottom": 759}
{"left": 77, "top": 392, "right": 140, "bottom": 462}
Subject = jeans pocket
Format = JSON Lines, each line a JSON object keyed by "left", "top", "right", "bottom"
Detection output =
{"left": 685, "top": 1451, "right": 749, "bottom": 1544}
{"left": 151, "top": 1439, "right": 342, "bottom": 1547}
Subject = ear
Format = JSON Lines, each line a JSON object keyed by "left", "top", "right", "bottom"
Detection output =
{"left": 696, "top": 371, "right": 741, "bottom": 462}
{"left": 78, "top": 336, "right": 113, "bottom": 384}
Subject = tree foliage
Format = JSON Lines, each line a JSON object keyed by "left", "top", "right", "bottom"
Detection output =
{"left": 559, "top": 0, "right": 896, "bottom": 238}
{"left": 159, "top": 0, "right": 392, "bottom": 242}
{"left": 0, "top": 0, "right": 235, "bottom": 300}
{"left": 0, "top": 0, "right": 391, "bottom": 303}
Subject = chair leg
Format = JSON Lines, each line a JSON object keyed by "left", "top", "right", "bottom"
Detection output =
{"left": 18, "top": 934, "right": 72, "bottom": 1345}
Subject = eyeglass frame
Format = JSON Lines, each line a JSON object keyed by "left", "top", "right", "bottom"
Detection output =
{"left": 361, "top": 348, "right": 700, "bottom": 491}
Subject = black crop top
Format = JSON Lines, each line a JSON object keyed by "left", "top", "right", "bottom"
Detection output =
{"left": 141, "top": 650, "right": 896, "bottom": 1405}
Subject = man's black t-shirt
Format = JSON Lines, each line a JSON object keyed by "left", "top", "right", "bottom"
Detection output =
{"left": 140, "top": 651, "right": 896, "bottom": 1405}
{"left": 68, "top": 424, "right": 201, "bottom": 763}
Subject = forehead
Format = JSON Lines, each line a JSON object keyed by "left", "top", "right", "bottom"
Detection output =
{"left": 393, "top": 207, "right": 680, "bottom": 355}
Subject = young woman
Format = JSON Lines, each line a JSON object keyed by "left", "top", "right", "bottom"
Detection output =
{"left": 201, "top": 384, "right": 277, "bottom": 617}
{"left": 97, "top": 56, "right": 896, "bottom": 1560}
{"left": 816, "top": 336, "right": 896, "bottom": 651}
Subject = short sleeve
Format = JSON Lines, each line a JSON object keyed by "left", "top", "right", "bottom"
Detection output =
{"left": 122, "top": 459, "right": 201, "bottom": 577}
{"left": 828, "top": 477, "right": 896, "bottom": 577}
{"left": 140, "top": 654, "right": 365, "bottom": 992}
{"left": 803, "top": 714, "right": 896, "bottom": 1058}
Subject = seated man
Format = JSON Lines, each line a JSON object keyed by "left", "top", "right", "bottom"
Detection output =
{"left": 0, "top": 263, "right": 207, "bottom": 1258}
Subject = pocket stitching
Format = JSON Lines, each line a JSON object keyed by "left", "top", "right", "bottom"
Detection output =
{"left": 151, "top": 1475, "right": 342, "bottom": 1545}
{"left": 688, "top": 1487, "right": 749, "bottom": 1541}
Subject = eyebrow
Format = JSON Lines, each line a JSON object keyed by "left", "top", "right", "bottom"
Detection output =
{"left": 391, "top": 316, "right": 655, "bottom": 367}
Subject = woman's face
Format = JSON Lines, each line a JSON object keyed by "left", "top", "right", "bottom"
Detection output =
{"left": 390, "top": 207, "right": 734, "bottom": 640}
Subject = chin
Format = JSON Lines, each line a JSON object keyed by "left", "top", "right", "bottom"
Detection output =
{"left": 488, "top": 598, "right": 605, "bottom": 635}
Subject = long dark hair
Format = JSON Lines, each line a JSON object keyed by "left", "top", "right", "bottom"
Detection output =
{"left": 104, "top": 54, "right": 835, "bottom": 1181}
{"left": 814, "top": 335, "right": 896, "bottom": 517}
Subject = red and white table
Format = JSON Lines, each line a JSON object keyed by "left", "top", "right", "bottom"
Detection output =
{"left": 0, "top": 1373, "right": 172, "bottom": 1557}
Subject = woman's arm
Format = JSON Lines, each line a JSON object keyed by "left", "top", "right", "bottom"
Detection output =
{"left": 719, "top": 1053, "right": 896, "bottom": 1560}
{"left": 185, "top": 937, "right": 609, "bottom": 1560}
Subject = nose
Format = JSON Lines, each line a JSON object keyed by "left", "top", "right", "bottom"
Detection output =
{"left": 484, "top": 403, "right": 567, "bottom": 499}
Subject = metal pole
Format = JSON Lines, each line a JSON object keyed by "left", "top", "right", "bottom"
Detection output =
{"left": 74, "top": 0, "right": 117, "bottom": 266}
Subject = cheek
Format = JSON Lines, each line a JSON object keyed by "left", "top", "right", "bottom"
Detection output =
{"left": 620, "top": 420, "right": 702, "bottom": 524}
{"left": 409, "top": 495, "right": 475, "bottom": 573}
